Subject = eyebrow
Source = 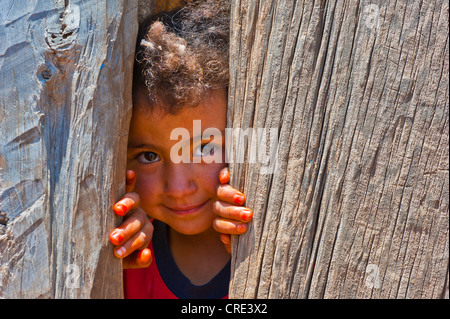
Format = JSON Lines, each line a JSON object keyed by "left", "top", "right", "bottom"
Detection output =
{"left": 128, "top": 129, "right": 226, "bottom": 149}
{"left": 127, "top": 142, "right": 159, "bottom": 150}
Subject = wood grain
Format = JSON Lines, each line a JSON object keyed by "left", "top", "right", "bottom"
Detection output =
{"left": 228, "top": 0, "right": 448, "bottom": 299}
{"left": 0, "top": 0, "right": 138, "bottom": 298}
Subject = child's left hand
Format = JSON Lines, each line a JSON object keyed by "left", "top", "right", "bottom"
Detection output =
{"left": 213, "top": 167, "right": 253, "bottom": 254}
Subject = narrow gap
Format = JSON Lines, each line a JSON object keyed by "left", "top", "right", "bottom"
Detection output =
{"left": 304, "top": 147, "right": 330, "bottom": 298}
{"left": 321, "top": 213, "right": 340, "bottom": 297}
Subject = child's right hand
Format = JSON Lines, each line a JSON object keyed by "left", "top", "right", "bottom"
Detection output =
{"left": 109, "top": 170, "right": 154, "bottom": 269}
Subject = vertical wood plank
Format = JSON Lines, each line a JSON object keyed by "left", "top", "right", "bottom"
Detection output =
{"left": 228, "top": 0, "right": 448, "bottom": 299}
{"left": 0, "top": 0, "right": 138, "bottom": 298}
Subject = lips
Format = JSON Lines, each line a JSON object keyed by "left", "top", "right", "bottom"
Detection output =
{"left": 164, "top": 200, "right": 209, "bottom": 215}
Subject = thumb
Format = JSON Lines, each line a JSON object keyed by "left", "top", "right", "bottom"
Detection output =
{"left": 125, "top": 170, "right": 137, "bottom": 193}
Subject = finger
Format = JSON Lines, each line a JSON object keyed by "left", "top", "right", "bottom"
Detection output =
{"left": 123, "top": 248, "right": 152, "bottom": 269}
{"left": 213, "top": 218, "right": 248, "bottom": 235}
{"left": 113, "top": 192, "right": 140, "bottom": 216}
{"left": 218, "top": 167, "right": 230, "bottom": 184}
{"left": 125, "top": 170, "right": 137, "bottom": 193}
{"left": 213, "top": 201, "right": 253, "bottom": 222}
{"left": 216, "top": 184, "right": 246, "bottom": 205}
{"left": 220, "top": 234, "right": 231, "bottom": 254}
{"left": 110, "top": 208, "right": 150, "bottom": 245}
{"left": 113, "top": 221, "right": 153, "bottom": 259}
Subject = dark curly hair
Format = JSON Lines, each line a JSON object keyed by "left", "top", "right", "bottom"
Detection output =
{"left": 133, "top": 0, "right": 230, "bottom": 114}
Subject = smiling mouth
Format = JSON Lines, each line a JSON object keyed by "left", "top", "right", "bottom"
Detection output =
{"left": 164, "top": 200, "right": 209, "bottom": 215}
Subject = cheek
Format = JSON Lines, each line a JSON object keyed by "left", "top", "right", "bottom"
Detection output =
{"left": 134, "top": 175, "right": 159, "bottom": 206}
{"left": 196, "top": 162, "right": 227, "bottom": 196}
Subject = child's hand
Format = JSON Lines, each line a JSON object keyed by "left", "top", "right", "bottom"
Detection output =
{"left": 109, "top": 170, "right": 153, "bottom": 269}
{"left": 213, "top": 167, "right": 253, "bottom": 254}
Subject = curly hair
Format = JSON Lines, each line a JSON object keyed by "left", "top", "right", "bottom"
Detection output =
{"left": 133, "top": 0, "right": 230, "bottom": 114}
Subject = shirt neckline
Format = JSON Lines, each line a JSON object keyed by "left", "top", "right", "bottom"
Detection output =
{"left": 152, "top": 219, "right": 231, "bottom": 299}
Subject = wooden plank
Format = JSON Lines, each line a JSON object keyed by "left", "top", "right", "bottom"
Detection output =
{"left": 228, "top": 0, "right": 449, "bottom": 298}
{"left": 0, "top": 0, "right": 138, "bottom": 298}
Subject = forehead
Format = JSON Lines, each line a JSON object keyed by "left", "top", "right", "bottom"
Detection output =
{"left": 129, "top": 89, "right": 227, "bottom": 145}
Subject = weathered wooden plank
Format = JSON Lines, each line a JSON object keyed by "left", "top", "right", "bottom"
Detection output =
{"left": 0, "top": 0, "right": 138, "bottom": 298}
{"left": 228, "top": 0, "right": 448, "bottom": 298}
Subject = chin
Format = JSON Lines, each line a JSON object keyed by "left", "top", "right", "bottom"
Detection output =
{"left": 171, "top": 219, "right": 215, "bottom": 236}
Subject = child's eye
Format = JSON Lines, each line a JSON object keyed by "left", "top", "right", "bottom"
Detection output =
{"left": 194, "top": 143, "right": 216, "bottom": 157}
{"left": 136, "top": 152, "right": 160, "bottom": 164}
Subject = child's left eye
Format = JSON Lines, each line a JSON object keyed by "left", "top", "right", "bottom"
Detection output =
{"left": 136, "top": 152, "right": 160, "bottom": 164}
{"left": 194, "top": 143, "right": 215, "bottom": 157}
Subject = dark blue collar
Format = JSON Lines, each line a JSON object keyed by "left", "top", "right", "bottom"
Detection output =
{"left": 152, "top": 220, "right": 231, "bottom": 299}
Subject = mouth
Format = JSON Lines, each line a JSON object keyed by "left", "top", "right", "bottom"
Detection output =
{"left": 164, "top": 200, "right": 210, "bottom": 215}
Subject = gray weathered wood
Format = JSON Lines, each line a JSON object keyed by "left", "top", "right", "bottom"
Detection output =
{"left": 228, "top": 0, "right": 449, "bottom": 298}
{"left": 0, "top": 0, "right": 138, "bottom": 298}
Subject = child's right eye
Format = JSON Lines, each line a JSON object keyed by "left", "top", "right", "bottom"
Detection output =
{"left": 136, "top": 152, "right": 160, "bottom": 164}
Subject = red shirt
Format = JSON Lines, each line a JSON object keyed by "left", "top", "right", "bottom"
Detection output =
{"left": 123, "top": 220, "right": 230, "bottom": 299}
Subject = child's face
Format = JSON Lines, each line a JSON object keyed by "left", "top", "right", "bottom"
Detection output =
{"left": 127, "top": 89, "right": 227, "bottom": 236}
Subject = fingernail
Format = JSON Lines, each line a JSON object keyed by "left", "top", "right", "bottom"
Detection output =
{"left": 126, "top": 170, "right": 135, "bottom": 179}
{"left": 115, "top": 246, "right": 126, "bottom": 257}
{"left": 138, "top": 249, "right": 152, "bottom": 265}
{"left": 237, "top": 224, "right": 247, "bottom": 233}
{"left": 219, "top": 172, "right": 227, "bottom": 184}
{"left": 241, "top": 210, "right": 252, "bottom": 221}
{"left": 111, "top": 230, "right": 123, "bottom": 243}
{"left": 233, "top": 194, "right": 245, "bottom": 205}
{"left": 113, "top": 204, "right": 127, "bottom": 216}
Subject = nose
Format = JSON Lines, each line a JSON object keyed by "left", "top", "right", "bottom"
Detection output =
{"left": 163, "top": 164, "right": 198, "bottom": 198}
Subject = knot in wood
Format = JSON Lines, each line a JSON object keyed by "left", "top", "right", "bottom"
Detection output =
{"left": 45, "top": 4, "right": 80, "bottom": 51}
{"left": 40, "top": 69, "right": 52, "bottom": 80}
